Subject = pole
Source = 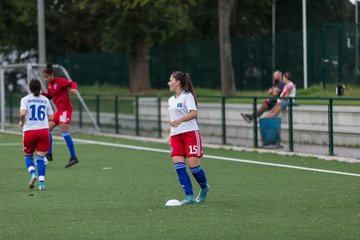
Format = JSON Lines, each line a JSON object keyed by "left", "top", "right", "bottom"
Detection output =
{"left": 356, "top": 1, "right": 359, "bottom": 76}
{"left": 302, "top": 0, "right": 308, "bottom": 89}
{"left": 272, "top": 0, "right": 276, "bottom": 71}
{"left": 0, "top": 68, "right": 5, "bottom": 131}
{"left": 37, "top": 0, "right": 46, "bottom": 64}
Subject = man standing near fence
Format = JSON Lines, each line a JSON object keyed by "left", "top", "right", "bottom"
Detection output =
{"left": 241, "top": 70, "right": 285, "bottom": 123}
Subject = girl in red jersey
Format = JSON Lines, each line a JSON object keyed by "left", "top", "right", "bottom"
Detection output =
{"left": 20, "top": 79, "right": 53, "bottom": 190}
{"left": 167, "top": 71, "right": 209, "bottom": 205}
{"left": 42, "top": 64, "right": 79, "bottom": 168}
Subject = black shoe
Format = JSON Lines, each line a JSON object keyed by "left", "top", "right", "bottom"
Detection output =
{"left": 45, "top": 154, "right": 53, "bottom": 161}
{"left": 241, "top": 113, "right": 252, "bottom": 123}
{"left": 65, "top": 157, "right": 79, "bottom": 168}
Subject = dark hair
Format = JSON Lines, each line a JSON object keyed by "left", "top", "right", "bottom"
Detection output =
{"left": 29, "top": 79, "right": 42, "bottom": 96}
{"left": 171, "top": 71, "right": 197, "bottom": 104}
{"left": 284, "top": 72, "right": 292, "bottom": 80}
{"left": 43, "top": 63, "right": 56, "bottom": 76}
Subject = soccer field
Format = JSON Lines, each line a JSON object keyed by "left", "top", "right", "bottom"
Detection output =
{"left": 1, "top": 132, "right": 360, "bottom": 240}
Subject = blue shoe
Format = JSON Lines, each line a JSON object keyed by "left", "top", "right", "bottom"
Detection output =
{"left": 181, "top": 195, "right": 196, "bottom": 205}
{"left": 39, "top": 181, "right": 45, "bottom": 191}
{"left": 29, "top": 174, "right": 36, "bottom": 189}
{"left": 196, "top": 184, "right": 209, "bottom": 203}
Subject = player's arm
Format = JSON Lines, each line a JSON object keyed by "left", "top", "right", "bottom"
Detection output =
{"left": 58, "top": 78, "right": 78, "bottom": 93}
{"left": 19, "top": 109, "right": 27, "bottom": 128}
{"left": 170, "top": 110, "right": 197, "bottom": 128}
{"left": 48, "top": 114, "right": 53, "bottom": 122}
{"left": 46, "top": 100, "right": 54, "bottom": 122}
{"left": 69, "top": 81, "right": 78, "bottom": 93}
{"left": 42, "top": 91, "right": 52, "bottom": 100}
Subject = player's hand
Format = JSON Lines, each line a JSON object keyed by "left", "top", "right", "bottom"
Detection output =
{"left": 19, "top": 121, "right": 24, "bottom": 128}
{"left": 170, "top": 119, "right": 181, "bottom": 128}
{"left": 70, "top": 88, "right": 77, "bottom": 94}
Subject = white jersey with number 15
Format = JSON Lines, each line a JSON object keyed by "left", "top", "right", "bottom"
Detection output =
{"left": 168, "top": 91, "right": 199, "bottom": 136}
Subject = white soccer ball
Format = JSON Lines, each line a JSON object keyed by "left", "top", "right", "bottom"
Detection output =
{"left": 165, "top": 199, "right": 182, "bottom": 207}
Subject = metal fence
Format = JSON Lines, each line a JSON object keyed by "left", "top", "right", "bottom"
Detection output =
{"left": 4, "top": 94, "right": 360, "bottom": 158}
{"left": 51, "top": 22, "right": 360, "bottom": 90}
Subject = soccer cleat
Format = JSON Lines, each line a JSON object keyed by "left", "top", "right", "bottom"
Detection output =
{"left": 241, "top": 113, "right": 252, "bottom": 123}
{"left": 65, "top": 156, "right": 79, "bottom": 168}
{"left": 45, "top": 153, "right": 53, "bottom": 161}
{"left": 196, "top": 184, "right": 209, "bottom": 203}
{"left": 39, "top": 182, "right": 45, "bottom": 191}
{"left": 29, "top": 174, "right": 37, "bottom": 189}
{"left": 180, "top": 195, "right": 196, "bottom": 205}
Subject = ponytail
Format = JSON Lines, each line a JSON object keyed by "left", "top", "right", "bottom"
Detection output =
{"left": 43, "top": 63, "right": 56, "bottom": 76}
{"left": 171, "top": 71, "right": 197, "bottom": 105}
{"left": 184, "top": 73, "right": 197, "bottom": 105}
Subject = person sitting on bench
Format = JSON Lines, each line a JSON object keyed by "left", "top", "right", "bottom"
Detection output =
{"left": 266, "top": 71, "right": 296, "bottom": 118}
{"left": 241, "top": 70, "right": 285, "bottom": 123}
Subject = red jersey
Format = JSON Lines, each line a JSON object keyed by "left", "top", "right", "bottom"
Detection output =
{"left": 43, "top": 77, "right": 78, "bottom": 111}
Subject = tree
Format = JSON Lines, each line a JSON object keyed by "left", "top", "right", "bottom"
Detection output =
{"left": 219, "top": 0, "right": 236, "bottom": 95}
{"left": 0, "top": 1, "right": 37, "bottom": 53}
{"left": 76, "top": 0, "right": 194, "bottom": 94}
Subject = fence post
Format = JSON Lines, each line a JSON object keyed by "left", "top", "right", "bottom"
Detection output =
{"left": 328, "top": 98, "right": 334, "bottom": 155}
{"left": 253, "top": 97, "right": 258, "bottom": 148}
{"left": 135, "top": 96, "right": 140, "bottom": 136}
{"left": 288, "top": 98, "right": 294, "bottom": 152}
{"left": 157, "top": 96, "right": 162, "bottom": 138}
{"left": 96, "top": 95, "right": 100, "bottom": 127}
{"left": 115, "top": 96, "right": 119, "bottom": 134}
{"left": 221, "top": 96, "right": 226, "bottom": 145}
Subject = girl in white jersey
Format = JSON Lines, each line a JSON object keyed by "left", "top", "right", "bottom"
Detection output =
{"left": 168, "top": 71, "right": 209, "bottom": 205}
{"left": 19, "top": 79, "right": 53, "bottom": 190}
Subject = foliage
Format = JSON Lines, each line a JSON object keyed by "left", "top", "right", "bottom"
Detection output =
{"left": 0, "top": 0, "right": 37, "bottom": 52}
{"left": 76, "top": 0, "right": 195, "bottom": 55}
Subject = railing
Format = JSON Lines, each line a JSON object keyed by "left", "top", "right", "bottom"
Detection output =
{"left": 4, "top": 94, "right": 360, "bottom": 156}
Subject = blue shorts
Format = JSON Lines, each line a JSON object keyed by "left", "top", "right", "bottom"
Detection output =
{"left": 280, "top": 99, "right": 289, "bottom": 108}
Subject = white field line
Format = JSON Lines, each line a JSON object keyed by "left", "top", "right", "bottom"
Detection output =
{"left": 0, "top": 142, "right": 72, "bottom": 147}
{"left": 2, "top": 130, "right": 360, "bottom": 177}
{"left": 69, "top": 138, "right": 360, "bottom": 178}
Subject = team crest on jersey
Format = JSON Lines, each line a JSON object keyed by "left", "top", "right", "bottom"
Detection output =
{"left": 54, "top": 84, "right": 58, "bottom": 89}
{"left": 177, "top": 103, "right": 182, "bottom": 107}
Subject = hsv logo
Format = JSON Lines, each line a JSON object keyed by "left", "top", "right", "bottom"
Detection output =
{"left": 177, "top": 103, "right": 182, "bottom": 107}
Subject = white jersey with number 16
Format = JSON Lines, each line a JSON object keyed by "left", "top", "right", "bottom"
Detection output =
{"left": 20, "top": 94, "right": 53, "bottom": 132}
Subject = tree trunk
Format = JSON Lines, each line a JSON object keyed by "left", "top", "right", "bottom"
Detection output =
{"left": 219, "top": 0, "right": 236, "bottom": 96}
{"left": 129, "top": 41, "right": 151, "bottom": 94}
